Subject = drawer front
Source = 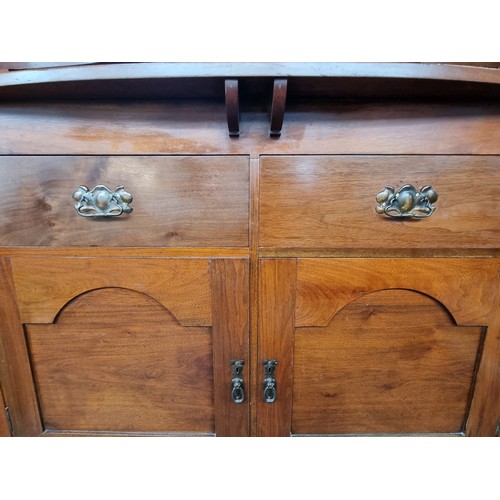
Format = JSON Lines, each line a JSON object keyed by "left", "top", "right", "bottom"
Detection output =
{"left": 0, "top": 156, "right": 249, "bottom": 247}
{"left": 260, "top": 155, "right": 500, "bottom": 248}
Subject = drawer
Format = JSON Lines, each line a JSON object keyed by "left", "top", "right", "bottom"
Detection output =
{"left": 0, "top": 156, "right": 249, "bottom": 247}
{"left": 260, "top": 155, "right": 500, "bottom": 249}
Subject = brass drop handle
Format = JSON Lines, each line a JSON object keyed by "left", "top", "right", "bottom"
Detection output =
{"left": 263, "top": 359, "right": 278, "bottom": 404}
{"left": 375, "top": 184, "right": 438, "bottom": 218}
{"left": 230, "top": 360, "right": 245, "bottom": 404}
{"left": 73, "top": 185, "right": 133, "bottom": 217}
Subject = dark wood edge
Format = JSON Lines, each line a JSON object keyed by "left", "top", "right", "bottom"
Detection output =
{"left": 269, "top": 79, "right": 287, "bottom": 137}
{"left": 225, "top": 79, "right": 240, "bottom": 137}
{"left": 0, "top": 62, "right": 100, "bottom": 71}
{"left": 2, "top": 63, "right": 500, "bottom": 89}
{"left": 41, "top": 430, "right": 215, "bottom": 437}
{"left": 259, "top": 248, "right": 500, "bottom": 258}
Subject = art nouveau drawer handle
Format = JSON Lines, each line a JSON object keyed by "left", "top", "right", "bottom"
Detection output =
{"left": 72, "top": 185, "right": 133, "bottom": 217}
{"left": 375, "top": 184, "right": 438, "bottom": 218}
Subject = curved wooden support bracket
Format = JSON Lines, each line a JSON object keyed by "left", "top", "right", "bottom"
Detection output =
{"left": 225, "top": 79, "right": 240, "bottom": 137}
{"left": 269, "top": 78, "right": 288, "bottom": 138}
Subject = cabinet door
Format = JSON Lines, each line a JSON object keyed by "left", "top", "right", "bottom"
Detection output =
{"left": 0, "top": 257, "right": 249, "bottom": 436}
{"left": 257, "top": 258, "right": 500, "bottom": 436}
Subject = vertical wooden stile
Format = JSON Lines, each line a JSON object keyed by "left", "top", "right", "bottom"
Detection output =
{"left": 211, "top": 259, "right": 250, "bottom": 436}
{"left": 0, "top": 387, "right": 12, "bottom": 436}
{"left": 0, "top": 257, "right": 42, "bottom": 436}
{"left": 466, "top": 271, "right": 500, "bottom": 436}
{"left": 257, "top": 258, "right": 296, "bottom": 436}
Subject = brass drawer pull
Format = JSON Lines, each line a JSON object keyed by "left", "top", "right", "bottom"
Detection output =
{"left": 230, "top": 360, "right": 245, "bottom": 404}
{"left": 375, "top": 184, "right": 438, "bottom": 219}
{"left": 72, "top": 185, "right": 133, "bottom": 217}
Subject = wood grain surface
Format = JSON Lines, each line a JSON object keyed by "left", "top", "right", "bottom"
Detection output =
{"left": 2, "top": 63, "right": 500, "bottom": 437}
{"left": 0, "top": 257, "right": 42, "bottom": 436}
{"left": 10, "top": 257, "right": 212, "bottom": 325}
{"left": 0, "top": 156, "right": 249, "bottom": 247}
{"left": 256, "top": 259, "right": 297, "bottom": 436}
{"left": 292, "top": 289, "right": 483, "bottom": 435}
{"left": 26, "top": 287, "right": 214, "bottom": 434}
{"left": 2, "top": 102, "right": 500, "bottom": 155}
{"left": 296, "top": 258, "right": 500, "bottom": 327}
{"left": 211, "top": 259, "right": 249, "bottom": 436}
{"left": 248, "top": 156, "right": 261, "bottom": 435}
{"left": 260, "top": 155, "right": 500, "bottom": 249}
{"left": 466, "top": 275, "right": 500, "bottom": 436}
{"left": 0, "top": 386, "right": 11, "bottom": 436}
{"left": 0, "top": 247, "right": 249, "bottom": 258}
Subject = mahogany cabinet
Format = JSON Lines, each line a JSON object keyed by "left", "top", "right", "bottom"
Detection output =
{"left": 1, "top": 63, "right": 500, "bottom": 436}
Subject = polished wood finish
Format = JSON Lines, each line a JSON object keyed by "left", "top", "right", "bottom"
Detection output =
{"left": 10, "top": 257, "right": 211, "bottom": 325}
{"left": 259, "top": 248, "right": 500, "bottom": 258}
{"left": 266, "top": 258, "right": 498, "bottom": 436}
{"left": 2, "top": 63, "right": 500, "bottom": 95}
{"left": 293, "top": 290, "right": 483, "bottom": 435}
{"left": 0, "top": 386, "right": 11, "bottom": 436}
{"left": 0, "top": 156, "right": 249, "bottom": 247}
{"left": 257, "top": 259, "right": 296, "bottom": 436}
{"left": 269, "top": 79, "right": 287, "bottom": 137}
{"left": 295, "top": 259, "right": 500, "bottom": 327}
{"left": 211, "top": 259, "right": 249, "bottom": 436}
{"left": 0, "top": 257, "right": 42, "bottom": 436}
{"left": 2, "top": 102, "right": 500, "bottom": 155}
{"left": 2, "top": 63, "right": 500, "bottom": 437}
{"left": 260, "top": 156, "right": 500, "bottom": 249}
{"left": 249, "top": 155, "right": 261, "bottom": 435}
{"left": 13, "top": 257, "right": 250, "bottom": 435}
{"left": 27, "top": 287, "right": 214, "bottom": 434}
{"left": 225, "top": 79, "right": 240, "bottom": 137}
{"left": 466, "top": 276, "right": 500, "bottom": 436}
{"left": 0, "top": 247, "right": 249, "bottom": 258}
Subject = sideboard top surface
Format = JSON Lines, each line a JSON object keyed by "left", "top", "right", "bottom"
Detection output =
{"left": 1, "top": 62, "right": 500, "bottom": 100}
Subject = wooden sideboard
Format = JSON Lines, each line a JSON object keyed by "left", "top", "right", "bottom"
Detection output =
{"left": 1, "top": 63, "right": 500, "bottom": 436}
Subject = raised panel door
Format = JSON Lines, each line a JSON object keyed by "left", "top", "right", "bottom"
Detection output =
{"left": 0, "top": 256, "right": 249, "bottom": 436}
{"left": 257, "top": 258, "right": 500, "bottom": 436}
